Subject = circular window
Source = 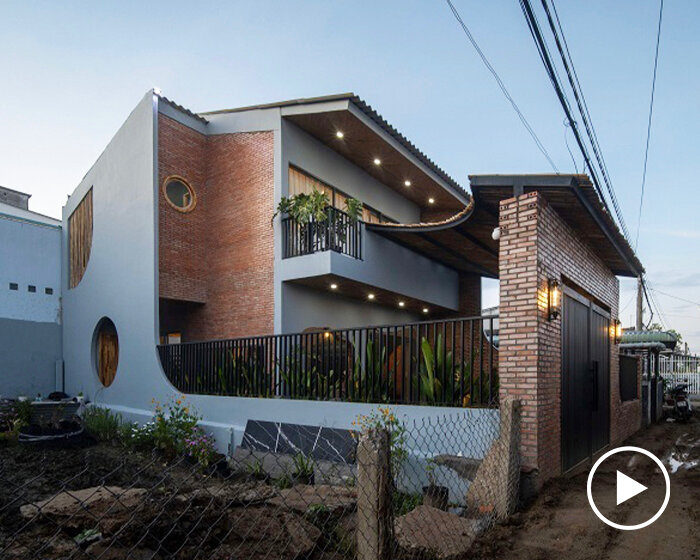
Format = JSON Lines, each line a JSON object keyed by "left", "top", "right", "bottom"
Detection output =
{"left": 93, "top": 317, "right": 119, "bottom": 387}
{"left": 163, "top": 176, "right": 196, "bottom": 212}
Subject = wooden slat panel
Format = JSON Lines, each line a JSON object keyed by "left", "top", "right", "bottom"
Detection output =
{"left": 98, "top": 330, "right": 119, "bottom": 387}
{"left": 68, "top": 189, "right": 93, "bottom": 289}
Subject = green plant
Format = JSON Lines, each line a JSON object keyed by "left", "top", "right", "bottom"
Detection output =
{"left": 82, "top": 407, "right": 123, "bottom": 442}
{"left": 275, "top": 472, "right": 293, "bottom": 489}
{"left": 292, "top": 452, "right": 315, "bottom": 479}
{"left": 393, "top": 491, "right": 422, "bottom": 516}
{"left": 353, "top": 407, "right": 407, "bottom": 478}
{"left": 344, "top": 197, "right": 363, "bottom": 222}
{"left": 184, "top": 427, "right": 217, "bottom": 468}
{"left": 245, "top": 457, "right": 266, "bottom": 478}
{"left": 273, "top": 189, "right": 330, "bottom": 225}
{"left": 419, "top": 336, "right": 448, "bottom": 405}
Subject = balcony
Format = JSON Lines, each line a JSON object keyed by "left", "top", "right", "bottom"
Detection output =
{"left": 282, "top": 206, "right": 362, "bottom": 260}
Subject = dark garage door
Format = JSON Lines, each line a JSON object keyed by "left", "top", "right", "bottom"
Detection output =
{"left": 561, "top": 285, "right": 610, "bottom": 472}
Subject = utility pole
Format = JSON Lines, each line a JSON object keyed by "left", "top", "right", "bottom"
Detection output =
{"left": 636, "top": 276, "right": 644, "bottom": 331}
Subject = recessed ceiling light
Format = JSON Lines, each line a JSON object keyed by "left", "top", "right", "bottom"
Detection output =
{"left": 330, "top": 283, "right": 338, "bottom": 290}
{"left": 398, "top": 301, "right": 405, "bottom": 307}
{"left": 404, "top": 180, "right": 411, "bottom": 187}
{"left": 336, "top": 131, "right": 344, "bottom": 139}
{"left": 422, "top": 307, "right": 429, "bottom": 313}
{"left": 367, "top": 293, "right": 375, "bottom": 300}
{"left": 373, "top": 158, "right": 381, "bottom": 165}
{"left": 428, "top": 198, "right": 435, "bottom": 204}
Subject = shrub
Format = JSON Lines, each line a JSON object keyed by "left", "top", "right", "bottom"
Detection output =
{"left": 82, "top": 407, "right": 123, "bottom": 442}
{"left": 124, "top": 396, "right": 216, "bottom": 466}
{"left": 353, "top": 407, "right": 407, "bottom": 478}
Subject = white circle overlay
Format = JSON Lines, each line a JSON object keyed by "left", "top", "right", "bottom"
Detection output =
{"left": 587, "top": 445, "right": 670, "bottom": 531}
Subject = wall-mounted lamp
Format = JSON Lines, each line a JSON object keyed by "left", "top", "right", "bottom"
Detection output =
{"left": 613, "top": 319, "right": 622, "bottom": 344}
{"left": 548, "top": 278, "right": 561, "bottom": 321}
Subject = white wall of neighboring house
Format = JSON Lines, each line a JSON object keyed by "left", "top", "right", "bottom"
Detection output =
{"left": 0, "top": 201, "right": 62, "bottom": 397}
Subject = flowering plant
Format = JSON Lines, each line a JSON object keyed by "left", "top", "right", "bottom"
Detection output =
{"left": 184, "top": 427, "right": 217, "bottom": 468}
{"left": 353, "top": 407, "right": 407, "bottom": 478}
{"left": 125, "top": 396, "right": 216, "bottom": 466}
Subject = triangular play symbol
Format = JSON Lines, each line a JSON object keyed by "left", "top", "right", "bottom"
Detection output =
{"left": 616, "top": 470, "right": 647, "bottom": 505}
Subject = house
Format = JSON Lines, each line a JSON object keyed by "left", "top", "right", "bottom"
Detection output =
{"left": 0, "top": 187, "right": 62, "bottom": 397}
{"left": 4, "top": 90, "right": 647, "bottom": 489}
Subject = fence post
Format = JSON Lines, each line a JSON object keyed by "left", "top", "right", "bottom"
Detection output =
{"left": 357, "top": 428, "right": 392, "bottom": 560}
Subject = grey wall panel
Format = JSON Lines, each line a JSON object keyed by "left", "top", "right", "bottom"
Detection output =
{"left": 0, "top": 318, "right": 61, "bottom": 397}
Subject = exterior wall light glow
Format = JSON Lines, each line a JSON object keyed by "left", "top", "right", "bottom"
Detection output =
{"left": 404, "top": 180, "right": 411, "bottom": 187}
{"left": 547, "top": 278, "right": 561, "bottom": 321}
{"left": 422, "top": 307, "right": 429, "bottom": 313}
{"left": 373, "top": 158, "right": 381, "bottom": 165}
{"left": 613, "top": 319, "right": 622, "bottom": 344}
{"left": 398, "top": 301, "right": 405, "bottom": 307}
{"left": 428, "top": 198, "right": 435, "bottom": 204}
{"left": 336, "top": 131, "right": 344, "bottom": 139}
{"left": 367, "top": 293, "right": 375, "bottom": 300}
{"left": 330, "top": 283, "right": 338, "bottom": 290}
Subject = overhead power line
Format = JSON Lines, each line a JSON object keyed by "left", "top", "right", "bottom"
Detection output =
{"left": 444, "top": 0, "right": 559, "bottom": 172}
{"left": 650, "top": 287, "right": 700, "bottom": 308}
{"left": 635, "top": 0, "right": 665, "bottom": 251}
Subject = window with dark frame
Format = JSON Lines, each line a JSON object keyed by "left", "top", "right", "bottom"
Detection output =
{"left": 9, "top": 282, "right": 18, "bottom": 291}
{"left": 45, "top": 287, "right": 54, "bottom": 295}
{"left": 28, "top": 285, "right": 36, "bottom": 293}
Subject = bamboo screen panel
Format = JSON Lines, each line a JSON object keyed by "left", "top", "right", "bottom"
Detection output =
{"left": 98, "top": 330, "right": 119, "bottom": 387}
{"left": 68, "top": 188, "right": 93, "bottom": 288}
{"left": 288, "top": 166, "right": 333, "bottom": 200}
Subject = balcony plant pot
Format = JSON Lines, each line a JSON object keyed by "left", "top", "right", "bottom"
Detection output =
{"left": 422, "top": 484, "right": 449, "bottom": 511}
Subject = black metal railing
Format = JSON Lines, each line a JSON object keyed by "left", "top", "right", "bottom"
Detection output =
{"left": 281, "top": 206, "right": 362, "bottom": 260}
{"left": 157, "top": 316, "right": 499, "bottom": 407}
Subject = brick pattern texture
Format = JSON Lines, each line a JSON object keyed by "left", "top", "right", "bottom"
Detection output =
{"left": 498, "top": 192, "right": 640, "bottom": 485}
{"left": 158, "top": 115, "right": 274, "bottom": 341}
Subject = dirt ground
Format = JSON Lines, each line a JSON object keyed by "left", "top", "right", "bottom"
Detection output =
{"left": 469, "top": 415, "right": 700, "bottom": 560}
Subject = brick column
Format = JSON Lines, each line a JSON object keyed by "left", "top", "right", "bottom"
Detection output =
{"left": 497, "top": 193, "right": 540, "bottom": 476}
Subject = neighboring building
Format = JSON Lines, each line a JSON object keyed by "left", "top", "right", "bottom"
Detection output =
{"left": 1, "top": 90, "right": 645, "bottom": 489}
{"left": 0, "top": 187, "right": 62, "bottom": 397}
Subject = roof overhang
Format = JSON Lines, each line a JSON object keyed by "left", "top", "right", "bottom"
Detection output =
{"left": 469, "top": 174, "right": 644, "bottom": 277}
{"left": 368, "top": 173, "right": 644, "bottom": 279}
{"left": 203, "top": 93, "right": 469, "bottom": 212}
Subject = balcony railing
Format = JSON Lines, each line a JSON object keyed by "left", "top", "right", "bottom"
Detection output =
{"left": 282, "top": 206, "right": 362, "bottom": 260}
{"left": 157, "top": 315, "right": 499, "bottom": 408}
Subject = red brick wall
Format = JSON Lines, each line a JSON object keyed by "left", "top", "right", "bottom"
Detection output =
{"left": 191, "top": 132, "right": 275, "bottom": 339}
{"left": 157, "top": 115, "right": 275, "bottom": 340}
{"left": 498, "top": 191, "right": 640, "bottom": 485}
{"left": 158, "top": 115, "right": 208, "bottom": 303}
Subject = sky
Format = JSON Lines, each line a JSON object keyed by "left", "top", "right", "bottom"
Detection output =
{"left": 1, "top": 1, "right": 698, "bottom": 351}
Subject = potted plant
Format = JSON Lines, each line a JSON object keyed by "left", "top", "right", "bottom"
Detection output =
{"left": 292, "top": 452, "right": 315, "bottom": 485}
{"left": 273, "top": 188, "right": 363, "bottom": 254}
{"left": 422, "top": 459, "right": 449, "bottom": 511}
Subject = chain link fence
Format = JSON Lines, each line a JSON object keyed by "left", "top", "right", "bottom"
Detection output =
{"left": 0, "top": 400, "right": 520, "bottom": 559}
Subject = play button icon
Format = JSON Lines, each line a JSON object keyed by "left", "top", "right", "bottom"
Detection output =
{"left": 587, "top": 446, "right": 670, "bottom": 530}
{"left": 616, "top": 470, "right": 647, "bottom": 505}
